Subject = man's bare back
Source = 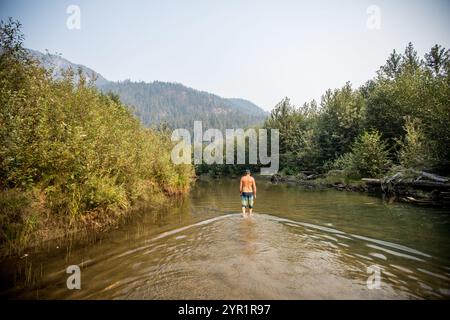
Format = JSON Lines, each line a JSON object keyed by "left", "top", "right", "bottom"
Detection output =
{"left": 241, "top": 175, "right": 256, "bottom": 193}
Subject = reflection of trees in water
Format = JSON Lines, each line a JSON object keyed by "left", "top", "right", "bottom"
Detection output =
{"left": 139, "top": 195, "right": 191, "bottom": 227}
{"left": 191, "top": 179, "right": 241, "bottom": 211}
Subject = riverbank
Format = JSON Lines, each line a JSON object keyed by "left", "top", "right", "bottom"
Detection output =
{"left": 266, "top": 170, "right": 367, "bottom": 192}
{"left": 261, "top": 169, "right": 450, "bottom": 207}
{"left": 201, "top": 168, "right": 450, "bottom": 208}
{"left": 0, "top": 185, "right": 194, "bottom": 259}
{"left": 198, "top": 171, "right": 368, "bottom": 192}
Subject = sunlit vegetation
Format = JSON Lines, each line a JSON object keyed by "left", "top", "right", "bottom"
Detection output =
{"left": 0, "top": 18, "right": 193, "bottom": 256}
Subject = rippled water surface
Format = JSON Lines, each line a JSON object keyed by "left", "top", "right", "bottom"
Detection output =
{"left": 2, "top": 179, "right": 450, "bottom": 299}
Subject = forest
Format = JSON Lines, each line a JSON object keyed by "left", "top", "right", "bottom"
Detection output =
{"left": 200, "top": 43, "right": 450, "bottom": 181}
{"left": 98, "top": 80, "right": 268, "bottom": 130}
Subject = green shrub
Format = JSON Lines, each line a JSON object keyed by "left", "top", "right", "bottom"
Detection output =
{"left": 397, "top": 118, "right": 436, "bottom": 170}
{"left": 334, "top": 130, "right": 391, "bottom": 178}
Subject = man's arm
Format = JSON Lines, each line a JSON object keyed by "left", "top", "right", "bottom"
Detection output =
{"left": 252, "top": 177, "right": 256, "bottom": 198}
{"left": 239, "top": 178, "right": 243, "bottom": 194}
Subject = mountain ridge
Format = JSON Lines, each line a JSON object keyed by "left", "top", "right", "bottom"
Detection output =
{"left": 28, "top": 49, "right": 268, "bottom": 129}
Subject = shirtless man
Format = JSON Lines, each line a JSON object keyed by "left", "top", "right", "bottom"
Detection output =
{"left": 240, "top": 169, "right": 256, "bottom": 217}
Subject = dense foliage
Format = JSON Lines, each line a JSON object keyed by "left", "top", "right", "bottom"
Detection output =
{"left": 193, "top": 43, "right": 449, "bottom": 179}
{"left": 263, "top": 43, "right": 450, "bottom": 178}
{"left": 0, "top": 19, "right": 193, "bottom": 254}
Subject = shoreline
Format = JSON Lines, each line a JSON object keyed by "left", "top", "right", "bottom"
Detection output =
{"left": 0, "top": 189, "right": 190, "bottom": 261}
{"left": 198, "top": 170, "right": 450, "bottom": 208}
{"left": 267, "top": 172, "right": 450, "bottom": 208}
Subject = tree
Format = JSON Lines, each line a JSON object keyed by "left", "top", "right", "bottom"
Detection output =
{"left": 424, "top": 44, "right": 449, "bottom": 77}
{"left": 314, "top": 83, "right": 365, "bottom": 166}
{"left": 396, "top": 118, "right": 435, "bottom": 170}
{"left": 264, "top": 97, "right": 304, "bottom": 154}
{"left": 335, "top": 130, "right": 391, "bottom": 178}
{"left": 379, "top": 49, "right": 402, "bottom": 79}
{"left": 0, "top": 17, "right": 26, "bottom": 60}
{"left": 402, "top": 42, "right": 421, "bottom": 71}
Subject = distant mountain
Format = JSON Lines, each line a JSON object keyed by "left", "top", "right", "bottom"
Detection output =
{"left": 28, "top": 49, "right": 109, "bottom": 86}
{"left": 28, "top": 49, "right": 267, "bottom": 129}
{"left": 99, "top": 81, "right": 267, "bottom": 129}
{"left": 226, "top": 98, "right": 266, "bottom": 116}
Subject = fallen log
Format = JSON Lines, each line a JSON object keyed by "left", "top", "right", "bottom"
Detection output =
{"left": 361, "top": 178, "right": 381, "bottom": 185}
{"left": 414, "top": 170, "right": 449, "bottom": 183}
{"left": 362, "top": 178, "right": 450, "bottom": 189}
{"left": 408, "top": 180, "right": 450, "bottom": 188}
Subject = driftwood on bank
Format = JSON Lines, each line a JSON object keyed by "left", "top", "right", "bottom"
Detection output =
{"left": 362, "top": 169, "right": 450, "bottom": 207}
{"left": 362, "top": 178, "right": 450, "bottom": 189}
{"left": 363, "top": 168, "right": 450, "bottom": 186}
{"left": 417, "top": 171, "right": 449, "bottom": 183}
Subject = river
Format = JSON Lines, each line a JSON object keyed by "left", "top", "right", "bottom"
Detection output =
{"left": 1, "top": 179, "right": 450, "bottom": 299}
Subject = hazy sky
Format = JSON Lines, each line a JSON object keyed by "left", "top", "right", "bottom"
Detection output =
{"left": 1, "top": 0, "right": 449, "bottom": 110}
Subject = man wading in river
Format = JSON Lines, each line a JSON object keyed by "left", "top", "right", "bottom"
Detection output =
{"left": 240, "top": 169, "right": 256, "bottom": 218}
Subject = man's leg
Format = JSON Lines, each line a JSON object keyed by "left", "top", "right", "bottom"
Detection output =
{"left": 241, "top": 194, "right": 247, "bottom": 217}
{"left": 248, "top": 196, "right": 254, "bottom": 215}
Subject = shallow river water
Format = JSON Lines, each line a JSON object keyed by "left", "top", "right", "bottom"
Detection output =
{"left": 2, "top": 179, "right": 450, "bottom": 299}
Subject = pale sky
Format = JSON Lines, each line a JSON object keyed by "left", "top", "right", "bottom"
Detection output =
{"left": 1, "top": 0, "right": 449, "bottom": 110}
